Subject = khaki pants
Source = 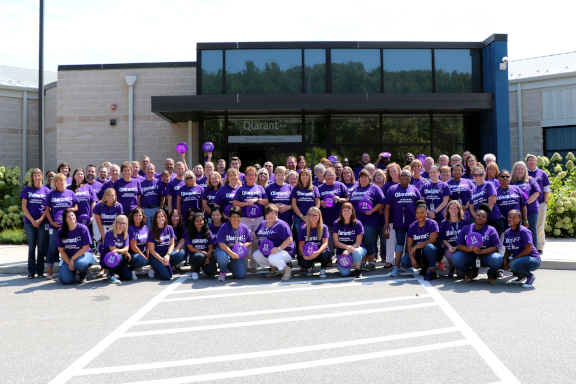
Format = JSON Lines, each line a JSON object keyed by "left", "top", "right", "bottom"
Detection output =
{"left": 536, "top": 204, "right": 547, "bottom": 251}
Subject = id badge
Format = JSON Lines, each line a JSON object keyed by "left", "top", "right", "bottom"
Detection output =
{"left": 45, "top": 224, "right": 49, "bottom": 231}
{"left": 49, "top": 228, "right": 53, "bottom": 235}
{"left": 430, "top": 203, "right": 435, "bottom": 211}
{"left": 457, "top": 199, "right": 462, "bottom": 205}
{"left": 475, "top": 259, "right": 481, "bottom": 268}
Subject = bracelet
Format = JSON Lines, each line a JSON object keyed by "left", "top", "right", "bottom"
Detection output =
{"left": 523, "top": 220, "right": 529, "bottom": 224}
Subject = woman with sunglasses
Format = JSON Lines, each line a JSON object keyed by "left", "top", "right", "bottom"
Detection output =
{"left": 177, "top": 171, "right": 204, "bottom": 223}
{"left": 496, "top": 169, "right": 528, "bottom": 231}
{"left": 469, "top": 165, "right": 504, "bottom": 236}
{"left": 502, "top": 209, "right": 540, "bottom": 288}
{"left": 186, "top": 212, "right": 217, "bottom": 280}
{"left": 169, "top": 209, "right": 187, "bottom": 268}
{"left": 56, "top": 208, "right": 94, "bottom": 285}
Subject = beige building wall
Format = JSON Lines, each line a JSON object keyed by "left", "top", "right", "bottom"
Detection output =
{"left": 508, "top": 87, "right": 546, "bottom": 163}
{"left": 45, "top": 84, "right": 58, "bottom": 171}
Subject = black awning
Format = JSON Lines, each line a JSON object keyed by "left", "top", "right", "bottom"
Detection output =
{"left": 151, "top": 93, "right": 493, "bottom": 123}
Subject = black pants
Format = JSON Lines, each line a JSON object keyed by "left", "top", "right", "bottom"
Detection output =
{"left": 297, "top": 250, "right": 331, "bottom": 269}
{"left": 190, "top": 252, "right": 217, "bottom": 274}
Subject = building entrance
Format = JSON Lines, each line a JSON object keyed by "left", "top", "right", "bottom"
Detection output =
{"left": 236, "top": 146, "right": 304, "bottom": 170}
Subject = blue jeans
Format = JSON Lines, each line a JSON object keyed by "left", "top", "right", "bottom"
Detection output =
{"left": 293, "top": 216, "right": 304, "bottom": 239}
{"left": 363, "top": 225, "right": 378, "bottom": 255}
{"left": 527, "top": 212, "right": 538, "bottom": 251}
{"left": 401, "top": 243, "right": 443, "bottom": 269}
{"left": 143, "top": 207, "right": 159, "bottom": 231}
{"left": 509, "top": 257, "right": 540, "bottom": 278}
{"left": 59, "top": 252, "right": 95, "bottom": 285}
{"left": 190, "top": 252, "right": 217, "bottom": 274}
{"left": 149, "top": 251, "right": 185, "bottom": 280}
{"left": 297, "top": 249, "right": 331, "bottom": 269}
{"left": 117, "top": 253, "right": 148, "bottom": 280}
{"left": 24, "top": 223, "right": 48, "bottom": 274}
{"left": 215, "top": 248, "right": 246, "bottom": 279}
{"left": 394, "top": 226, "right": 408, "bottom": 252}
{"left": 377, "top": 226, "right": 386, "bottom": 260}
{"left": 338, "top": 247, "right": 367, "bottom": 277}
{"left": 46, "top": 230, "right": 60, "bottom": 267}
{"left": 451, "top": 251, "right": 503, "bottom": 278}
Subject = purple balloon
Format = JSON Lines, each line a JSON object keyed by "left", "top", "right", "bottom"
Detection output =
{"left": 381, "top": 152, "right": 391, "bottom": 158}
{"left": 324, "top": 196, "right": 334, "bottom": 208}
{"left": 176, "top": 142, "right": 188, "bottom": 153}
{"left": 328, "top": 156, "right": 338, "bottom": 164}
{"left": 232, "top": 243, "right": 248, "bottom": 258}
{"left": 417, "top": 154, "right": 427, "bottom": 162}
{"left": 303, "top": 242, "right": 319, "bottom": 257}
{"left": 102, "top": 251, "right": 121, "bottom": 268}
{"left": 357, "top": 199, "right": 373, "bottom": 214}
{"left": 246, "top": 205, "right": 260, "bottom": 218}
{"left": 337, "top": 254, "right": 353, "bottom": 269}
{"left": 466, "top": 232, "right": 483, "bottom": 248}
{"left": 202, "top": 142, "right": 214, "bottom": 152}
{"left": 259, "top": 239, "right": 274, "bottom": 256}
{"left": 77, "top": 214, "right": 90, "bottom": 226}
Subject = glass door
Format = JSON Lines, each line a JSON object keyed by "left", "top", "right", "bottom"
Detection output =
{"left": 266, "top": 146, "right": 304, "bottom": 169}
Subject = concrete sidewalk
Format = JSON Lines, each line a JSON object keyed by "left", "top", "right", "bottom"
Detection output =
{"left": 1, "top": 238, "right": 575, "bottom": 274}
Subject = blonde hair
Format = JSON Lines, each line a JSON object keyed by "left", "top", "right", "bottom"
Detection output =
{"left": 224, "top": 168, "right": 239, "bottom": 185}
{"left": 257, "top": 167, "right": 269, "bottom": 186}
{"left": 486, "top": 162, "right": 500, "bottom": 178}
{"left": 51, "top": 173, "right": 67, "bottom": 191}
{"left": 275, "top": 166, "right": 287, "bottom": 175}
{"left": 28, "top": 168, "right": 43, "bottom": 188}
{"left": 112, "top": 215, "right": 128, "bottom": 240}
{"left": 305, "top": 206, "right": 324, "bottom": 241}
{"left": 341, "top": 166, "right": 356, "bottom": 184}
{"left": 99, "top": 188, "right": 117, "bottom": 205}
{"left": 183, "top": 170, "right": 196, "bottom": 184}
{"left": 207, "top": 171, "right": 222, "bottom": 190}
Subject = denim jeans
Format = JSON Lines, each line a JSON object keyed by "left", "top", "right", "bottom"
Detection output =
{"left": 509, "top": 256, "right": 540, "bottom": 278}
{"left": 190, "top": 251, "right": 217, "bottom": 274}
{"left": 451, "top": 251, "right": 503, "bottom": 278}
{"left": 363, "top": 225, "right": 378, "bottom": 255}
{"left": 527, "top": 212, "right": 539, "bottom": 252}
{"left": 46, "top": 229, "right": 61, "bottom": 267}
{"left": 149, "top": 251, "right": 185, "bottom": 280}
{"left": 377, "top": 226, "right": 386, "bottom": 260}
{"left": 143, "top": 207, "right": 159, "bottom": 231}
{"left": 24, "top": 223, "right": 48, "bottom": 274}
{"left": 297, "top": 249, "right": 331, "bottom": 269}
{"left": 337, "top": 247, "right": 367, "bottom": 276}
{"left": 293, "top": 216, "right": 304, "bottom": 239}
{"left": 214, "top": 248, "right": 246, "bottom": 279}
{"left": 59, "top": 252, "right": 95, "bottom": 285}
{"left": 401, "top": 243, "right": 443, "bottom": 269}
{"left": 394, "top": 226, "right": 408, "bottom": 252}
{"left": 117, "top": 254, "right": 148, "bottom": 280}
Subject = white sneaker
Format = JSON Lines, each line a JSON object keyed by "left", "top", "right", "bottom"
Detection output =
{"left": 319, "top": 269, "right": 326, "bottom": 278}
{"left": 148, "top": 268, "right": 155, "bottom": 278}
{"left": 135, "top": 268, "right": 145, "bottom": 275}
{"left": 191, "top": 272, "right": 199, "bottom": 280}
{"left": 306, "top": 267, "right": 313, "bottom": 276}
{"left": 131, "top": 272, "right": 138, "bottom": 280}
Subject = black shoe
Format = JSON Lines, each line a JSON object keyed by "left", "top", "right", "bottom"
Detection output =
{"left": 471, "top": 268, "right": 479, "bottom": 280}
{"left": 354, "top": 269, "right": 362, "bottom": 278}
{"left": 27, "top": 274, "right": 35, "bottom": 279}
{"left": 37, "top": 273, "right": 44, "bottom": 278}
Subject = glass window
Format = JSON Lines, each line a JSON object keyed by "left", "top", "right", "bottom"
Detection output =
{"left": 225, "top": 49, "right": 302, "bottom": 94}
{"left": 545, "top": 127, "right": 576, "bottom": 165}
{"left": 227, "top": 115, "right": 302, "bottom": 144}
{"left": 306, "top": 147, "right": 328, "bottom": 169}
{"left": 383, "top": 49, "right": 432, "bottom": 93}
{"left": 331, "top": 49, "right": 381, "bottom": 93}
{"left": 383, "top": 146, "right": 433, "bottom": 167}
{"left": 331, "top": 114, "right": 380, "bottom": 144}
{"left": 432, "top": 145, "right": 466, "bottom": 162}
{"left": 204, "top": 116, "right": 226, "bottom": 147}
{"left": 331, "top": 146, "right": 381, "bottom": 171}
{"left": 435, "top": 49, "right": 478, "bottom": 93}
{"left": 433, "top": 114, "right": 478, "bottom": 144}
{"left": 305, "top": 115, "right": 327, "bottom": 144}
{"left": 382, "top": 114, "right": 430, "bottom": 144}
{"left": 305, "top": 49, "right": 326, "bottom": 93}
{"left": 200, "top": 50, "right": 223, "bottom": 95}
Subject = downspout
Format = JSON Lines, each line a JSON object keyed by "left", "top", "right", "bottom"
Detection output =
{"left": 517, "top": 82, "right": 523, "bottom": 161}
{"left": 22, "top": 91, "right": 27, "bottom": 178}
{"left": 188, "top": 120, "right": 193, "bottom": 166}
{"left": 125, "top": 76, "right": 137, "bottom": 161}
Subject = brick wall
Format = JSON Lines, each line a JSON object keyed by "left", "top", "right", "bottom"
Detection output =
{"left": 521, "top": 88, "right": 543, "bottom": 158}
{"left": 45, "top": 86, "right": 58, "bottom": 171}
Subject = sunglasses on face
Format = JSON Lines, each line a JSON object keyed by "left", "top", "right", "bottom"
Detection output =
{"left": 473, "top": 173, "right": 484, "bottom": 177}
{"left": 499, "top": 175, "right": 510, "bottom": 178}
{"left": 186, "top": 177, "right": 194, "bottom": 180}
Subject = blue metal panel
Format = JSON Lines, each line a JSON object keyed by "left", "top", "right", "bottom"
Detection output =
{"left": 481, "top": 39, "right": 511, "bottom": 169}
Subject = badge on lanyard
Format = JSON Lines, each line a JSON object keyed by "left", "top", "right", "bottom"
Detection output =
{"left": 475, "top": 259, "right": 481, "bottom": 268}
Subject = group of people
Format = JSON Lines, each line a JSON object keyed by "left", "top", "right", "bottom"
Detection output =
{"left": 21, "top": 149, "right": 548, "bottom": 288}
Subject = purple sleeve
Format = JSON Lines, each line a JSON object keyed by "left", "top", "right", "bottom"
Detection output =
{"left": 232, "top": 188, "right": 243, "bottom": 201}
{"left": 355, "top": 221, "right": 365, "bottom": 236}
{"left": 128, "top": 226, "right": 137, "bottom": 241}
{"left": 430, "top": 219, "right": 439, "bottom": 233}
{"left": 280, "top": 221, "right": 292, "bottom": 239}
{"left": 487, "top": 226, "right": 500, "bottom": 247}
{"left": 19, "top": 187, "right": 28, "bottom": 200}
{"left": 147, "top": 229, "right": 155, "bottom": 244}
{"left": 486, "top": 182, "right": 497, "bottom": 197}
{"left": 322, "top": 224, "right": 329, "bottom": 239}
{"left": 313, "top": 187, "right": 320, "bottom": 198}
{"left": 207, "top": 233, "right": 215, "bottom": 246}
{"left": 542, "top": 172, "right": 550, "bottom": 188}
{"left": 241, "top": 224, "right": 252, "bottom": 242}
{"left": 290, "top": 188, "right": 298, "bottom": 199}
{"left": 521, "top": 227, "right": 533, "bottom": 246}
{"left": 216, "top": 225, "right": 227, "bottom": 243}
{"left": 456, "top": 225, "right": 469, "bottom": 245}
{"left": 168, "top": 225, "right": 176, "bottom": 239}
{"left": 71, "top": 192, "right": 80, "bottom": 206}
{"left": 518, "top": 186, "right": 528, "bottom": 206}
{"left": 81, "top": 225, "right": 92, "bottom": 247}
{"left": 104, "top": 231, "right": 115, "bottom": 248}
{"left": 342, "top": 184, "right": 351, "bottom": 198}
{"left": 90, "top": 187, "right": 98, "bottom": 203}
{"left": 93, "top": 204, "right": 101, "bottom": 215}
{"left": 213, "top": 189, "right": 225, "bottom": 206}
{"left": 43, "top": 193, "right": 52, "bottom": 208}
{"left": 384, "top": 187, "right": 394, "bottom": 206}
{"left": 530, "top": 177, "right": 542, "bottom": 193}
{"left": 406, "top": 223, "right": 415, "bottom": 239}
{"left": 297, "top": 227, "right": 307, "bottom": 242}
{"left": 438, "top": 221, "right": 448, "bottom": 241}
{"left": 374, "top": 185, "right": 385, "bottom": 204}
{"left": 442, "top": 183, "right": 451, "bottom": 197}
{"left": 261, "top": 186, "right": 269, "bottom": 199}
{"left": 415, "top": 188, "right": 422, "bottom": 200}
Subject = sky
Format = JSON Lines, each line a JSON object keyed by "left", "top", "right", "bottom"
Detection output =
{"left": 1, "top": 0, "right": 574, "bottom": 72}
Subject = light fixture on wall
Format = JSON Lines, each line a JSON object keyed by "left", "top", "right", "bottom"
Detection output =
{"left": 111, "top": 104, "right": 117, "bottom": 110}
{"left": 499, "top": 57, "right": 508, "bottom": 71}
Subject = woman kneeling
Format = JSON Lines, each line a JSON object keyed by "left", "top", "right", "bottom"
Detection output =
{"left": 332, "top": 202, "right": 366, "bottom": 278}
{"left": 503, "top": 210, "right": 540, "bottom": 288}
{"left": 186, "top": 212, "right": 217, "bottom": 280}
{"left": 215, "top": 206, "right": 252, "bottom": 281}
{"left": 298, "top": 206, "right": 331, "bottom": 278}
{"left": 147, "top": 210, "right": 185, "bottom": 280}
{"left": 56, "top": 208, "right": 95, "bottom": 285}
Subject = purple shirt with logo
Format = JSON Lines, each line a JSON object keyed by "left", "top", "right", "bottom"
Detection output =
{"left": 178, "top": 185, "right": 204, "bottom": 215}
{"left": 407, "top": 218, "right": 440, "bottom": 246}
{"left": 166, "top": 178, "right": 185, "bottom": 210}
{"left": 410, "top": 177, "right": 425, "bottom": 190}
{"left": 457, "top": 224, "right": 500, "bottom": 249}
{"left": 512, "top": 177, "right": 541, "bottom": 214}
{"left": 93, "top": 203, "right": 123, "bottom": 227}
{"left": 185, "top": 230, "right": 215, "bottom": 252}
{"left": 298, "top": 223, "right": 329, "bottom": 248}
{"left": 332, "top": 219, "right": 365, "bottom": 255}
{"left": 139, "top": 169, "right": 159, "bottom": 179}
{"left": 196, "top": 176, "right": 208, "bottom": 189}
{"left": 104, "top": 230, "right": 129, "bottom": 254}
{"left": 319, "top": 182, "right": 350, "bottom": 226}
{"left": 528, "top": 168, "right": 550, "bottom": 204}
{"left": 128, "top": 224, "right": 149, "bottom": 253}
{"left": 98, "top": 180, "right": 116, "bottom": 200}
{"left": 69, "top": 184, "right": 98, "bottom": 218}
{"left": 86, "top": 180, "right": 104, "bottom": 196}
{"left": 213, "top": 184, "right": 241, "bottom": 214}
{"left": 266, "top": 183, "right": 294, "bottom": 225}
{"left": 447, "top": 179, "right": 474, "bottom": 205}
{"left": 147, "top": 225, "right": 175, "bottom": 254}
{"left": 55, "top": 224, "right": 92, "bottom": 257}
{"left": 208, "top": 223, "right": 223, "bottom": 249}
{"left": 485, "top": 178, "right": 500, "bottom": 189}
{"left": 503, "top": 225, "right": 540, "bottom": 260}
{"left": 233, "top": 185, "right": 268, "bottom": 218}
{"left": 419, "top": 181, "right": 451, "bottom": 218}
{"left": 156, "top": 172, "right": 177, "bottom": 181}
{"left": 20, "top": 185, "right": 51, "bottom": 224}
{"left": 384, "top": 184, "right": 422, "bottom": 229}
{"left": 255, "top": 219, "right": 295, "bottom": 257}
{"left": 216, "top": 221, "right": 252, "bottom": 248}
{"left": 202, "top": 187, "right": 219, "bottom": 218}
{"left": 44, "top": 189, "right": 79, "bottom": 229}
{"left": 113, "top": 178, "right": 143, "bottom": 213}
{"left": 470, "top": 182, "right": 501, "bottom": 221}
{"left": 140, "top": 178, "right": 166, "bottom": 207}
{"left": 439, "top": 219, "right": 464, "bottom": 247}
{"left": 496, "top": 185, "right": 527, "bottom": 227}
{"left": 291, "top": 186, "right": 320, "bottom": 217}
{"left": 349, "top": 184, "right": 385, "bottom": 227}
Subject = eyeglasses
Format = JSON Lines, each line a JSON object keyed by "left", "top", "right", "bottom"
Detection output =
{"left": 473, "top": 173, "right": 484, "bottom": 177}
{"left": 499, "top": 175, "right": 510, "bottom": 178}
{"left": 118, "top": 222, "right": 127, "bottom": 226}
{"left": 309, "top": 214, "right": 320, "bottom": 218}
{"left": 185, "top": 177, "right": 194, "bottom": 180}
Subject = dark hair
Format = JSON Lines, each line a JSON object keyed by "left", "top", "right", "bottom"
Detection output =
{"left": 187, "top": 212, "right": 210, "bottom": 240}
{"left": 211, "top": 206, "right": 223, "bottom": 217}
{"left": 68, "top": 168, "right": 87, "bottom": 192}
{"left": 58, "top": 208, "right": 77, "bottom": 239}
{"left": 45, "top": 170, "right": 55, "bottom": 177}
{"left": 128, "top": 207, "right": 147, "bottom": 227}
{"left": 337, "top": 202, "right": 357, "bottom": 227}
{"left": 264, "top": 204, "right": 279, "bottom": 216}
{"left": 416, "top": 200, "right": 428, "bottom": 211}
{"left": 152, "top": 209, "right": 168, "bottom": 241}
{"left": 477, "top": 203, "right": 492, "bottom": 215}
{"left": 169, "top": 209, "right": 184, "bottom": 240}
{"left": 57, "top": 162, "right": 70, "bottom": 174}
{"left": 86, "top": 164, "right": 96, "bottom": 171}
{"left": 229, "top": 206, "right": 242, "bottom": 218}
{"left": 357, "top": 169, "right": 372, "bottom": 183}
{"left": 464, "top": 154, "right": 478, "bottom": 177}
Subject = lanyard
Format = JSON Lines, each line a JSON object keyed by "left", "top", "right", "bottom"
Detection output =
{"left": 506, "top": 227, "right": 520, "bottom": 251}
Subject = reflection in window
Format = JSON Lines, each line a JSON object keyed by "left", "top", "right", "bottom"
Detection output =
{"left": 435, "top": 49, "right": 479, "bottom": 93}
{"left": 384, "top": 146, "right": 433, "bottom": 166}
{"left": 307, "top": 147, "right": 328, "bottom": 169}
{"left": 225, "top": 50, "right": 302, "bottom": 94}
{"left": 331, "top": 115, "right": 380, "bottom": 144}
{"left": 201, "top": 50, "right": 223, "bottom": 95}
{"left": 433, "top": 114, "right": 478, "bottom": 144}
{"left": 383, "top": 49, "right": 432, "bottom": 93}
{"left": 331, "top": 146, "right": 381, "bottom": 171}
{"left": 331, "top": 49, "right": 381, "bottom": 93}
{"left": 227, "top": 115, "right": 302, "bottom": 143}
{"left": 305, "top": 49, "right": 326, "bottom": 93}
{"left": 305, "top": 115, "right": 327, "bottom": 144}
{"left": 382, "top": 115, "right": 430, "bottom": 144}
{"left": 204, "top": 116, "right": 226, "bottom": 147}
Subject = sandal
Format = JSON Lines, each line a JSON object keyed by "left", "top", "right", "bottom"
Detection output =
{"left": 383, "top": 262, "right": 392, "bottom": 268}
{"left": 281, "top": 267, "right": 292, "bottom": 281}
{"left": 46, "top": 275, "right": 53, "bottom": 280}
{"left": 488, "top": 276, "right": 497, "bottom": 285}
{"left": 464, "top": 272, "right": 474, "bottom": 283}
{"left": 97, "top": 271, "right": 105, "bottom": 278}
{"left": 250, "top": 268, "right": 257, "bottom": 274}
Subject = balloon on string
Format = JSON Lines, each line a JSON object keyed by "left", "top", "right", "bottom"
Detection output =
{"left": 176, "top": 142, "right": 188, "bottom": 153}
{"left": 202, "top": 142, "right": 214, "bottom": 153}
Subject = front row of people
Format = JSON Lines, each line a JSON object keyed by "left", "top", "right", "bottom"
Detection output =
{"left": 55, "top": 199, "right": 540, "bottom": 288}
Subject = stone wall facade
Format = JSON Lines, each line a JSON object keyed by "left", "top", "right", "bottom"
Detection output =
{"left": 45, "top": 85, "right": 58, "bottom": 171}
{"left": 508, "top": 88, "right": 544, "bottom": 163}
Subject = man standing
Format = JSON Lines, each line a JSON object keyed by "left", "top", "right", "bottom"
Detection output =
{"left": 354, "top": 153, "right": 371, "bottom": 178}
{"left": 438, "top": 154, "right": 449, "bottom": 167}
{"left": 198, "top": 162, "right": 214, "bottom": 188}
{"left": 217, "top": 159, "right": 227, "bottom": 179}
{"left": 85, "top": 165, "right": 103, "bottom": 197}
{"left": 131, "top": 161, "right": 146, "bottom": 182}
{"left": 404, "top": 153, "right": 415, "bottom": 167}
{"left": 139, "top": 156, "right": 158, "bottom": 178}
{"left": 333, "top": 161, "right": 343, "bottom": 181}
{"left": 230, "top": 157, "right": 246, "bottom": 184}
{"left": 526, "top": 154, "right": 550, "bottom": 254}
{"left": 374, "top": 152, "right": 391, "bottom": 170}
{"left": 167, "top": 162, "right": 187, "bottom": 213}
{"left": 141, "top": 163, "right": 166, "bottom": 230}
{"left": 193, "top": 164, "right": 205, "bottom": 187}
{"left": 341, "top": 158, "right": 350, "bottom": 168}
{"left": 97, "top": 165, "right": 109, "bottom": 183}
{"left": 286, "top": 156, "right": 297, "bottom": 172}
{"left": 421, "top": 157, "right": 435, "bottom": 180}
{"left": 264, "top": 161, "right": 275, "bottom": 185}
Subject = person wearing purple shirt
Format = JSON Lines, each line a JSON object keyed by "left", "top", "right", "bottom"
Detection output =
{"left": 185, "top": 212, "right": 217, "bottom": 280}
{"left": 208, "top": 207, "right": 224, "bottom": 249}
{"left": 409, "top": 160, "right": 425, "bottom": 189}
{"left": 291, "top": 169, "right": 320, "bottom": 239}
{"left": 439, "top": 201, "right": 467, "bottom": 278}
{"left": 266, "top": 166, "right": 293, "bottom": 225}
{"left": 332, "top": 203, "right": 367, "bottom": 278}
{"left": 319, "top": 167, "right": 350, "bottom": 251}
{"left": 141, "top": 163, "right": 167, "bottom": 230}
{"left": 85, "top": 164, "right": 103, "bottom": 197}
{"left": 93, "top": 189, "right": 124, "bottom": 237}
{"left": 127, "top": 208, "right": 149, "bottom": 269}
{"left": 420, "top": 157, "right": 435, "bottom": 182}
{"left": 297, "top": 207, "right": 330, "bottom": 278}
{"left": 147, "top": 209, "right": 184, "bottom": 280}
{"left": 68, "top": 170, "right": 98, "bottom": 221}
{"left": 55, "top": 209, "right": 94, "bottom": 285}
{"left": 102, "top": 215, "right": 131, "bottom": 283}
{"left": 202, "top": 171, "right": 222, "bottom": 220}
{"left": 341, "top": 166, "right": 358, "bottom": 195}
{"left": 252, "top": 205, "right": 296, "bottom": 281}
{"left": 177, "top": 171, "right": 204, "bottom": 219}
{"left": 401, "top": 201, "right": 443, "bottom": 280}
{"left": 214, "top": 207, "right": 252, "bottom": 281}
{"left": 230, "top": 157, "right": 246, "bottom": 185}
{"left": 20, "top": 169, "right": 52, "bottom": 278}
{"left": 196, "top": 175, "right": 208, "bottom": 189}
{"left": 353, "top": 152, "right": 371, "bottom": 179}
{"left": 113, "top": 162, "right": 142, "bottom": 217}
{"left": 385, "top": 168, "right": 422, "bottom": 277}
{"left": 139, "top": 156, "right": 159, "bottom": 179}
{"left": 130, "top": 161, "right": 146, "bottom": 183}
{"left": 496, "top": 169, "right": 528, "bottom": 231}
{"left": 447, "top": 164, "right": 473, "bottom": 221}
{"left": 312, "top": 163, "right": 326, "bottom": 188}
{"left": 166, "top": 161, "right": 187, "bottom": 212}
{"left": 502, "top": 209, "right": 540, "bottom": 288}
{"left": 213, "top": 169, "right": 243, "bottom": 221}
{"left": 526, "top": 154, "right": 550, "bottom": 253}
{"left": 419, "top": 166, "right": 451, "bottom": 227}
{"left": 469, "top": 165, "right": 503, "bottom": 236}
{"left": 452, "top": 203, "right": 503, "bottom": 284}
{"left": 485, "top": 162, "right": 500, "bottom": 189}
{"left": 511, "top": 161, "right": 541, "bottom": 250}
{"left": 382, "top": 163, "right": 401, "bottom": 267}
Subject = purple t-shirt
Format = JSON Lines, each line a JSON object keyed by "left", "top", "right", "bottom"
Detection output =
{"left": 332, "top": 219, "right": 365, "bottom": 255}
{"left": 233, "top": 184, "right": 268, "bottom": 218}
{"left": 178, "top": 185, "right": 204, "bottom": 215}
{"left": 196, "top": 176, "right": 208, "bottom": 189}
{"left": 255, "top": 219, "right": 295, "bottom": 257}
{"left": 86, "top": 180, "right": 104, "bottom": 196}
{"left": 350, "top": 184, "right": 385, "bottom": 227}
{"left": 98, "top": 180, "right": 116, "bottom": 200}
{"left": 20, "top": 185, "right": 51, "bottom": 224}
{"left": 167, "top": 178, "right": 186, "bottom": 210}
{"left": 384, "top": 184, "right": 422, "bottom": 229}
{"left": 208, "top": 223, "right": 223, "bottom": 249}
{"left": 343, "top": 181, "right": 358, "bottom": 194}
{"left": 147, "top": 225, "right": 175, "bottom": 254}
{"left": 447, "top": 179, "right": 474, "bottom": 207}
{"left": 407, "top": 218, "right": 440, "bottom": 246}
{"left": 113, "top": 178, "right": 143, "bottom": 213}
{"left": 185, "top": 230, "right": 215, "bottom": 252}
{"left": 291, "top": 186, "right": 320, "bottom": 217}
{"left": 470, "top": 182, "right": 501, "bottom": 222}
{"left": 55, "top": 224, "right": 92, "bottom": 257}
{"left": 419, "top": 181, "right": 451, "bottom": 218}
{"left": 93, "top": 203, "right": 123, "bottom": 227}
{"left": 69, "top": 184, "right": 98, "bottom": 218}
{"left": 503, "top": 225, "right": 541, "bottom": 261}
{"left": 527, "top": 168, "right": 550, "bottom": 204}
{"left": 266, "top": 183, "right": 294, "bottom": 225}
{"left": 104, "top": 230, "right": 129, "bottom": 254}
{"left": 156, "top": 172, "right": 177, "bottom": 181}
{"left": 512, "top": 178, "right": 541, "bottom": 214}
{"left": 213, "top": 184, "right": 241, "bottom": 215}
{"left": 439, "top": 220, "right": 464, "bottom": 247}
{"left": 319, "top": 182, "right": 350, "bottom": 226}
{"left": 456, "top": 224, "right": 500, "bottom": 249}
{"left": 267, "top": 174, "right": 276, "bottom": 185}
{"left": 496, "top": 186, "right": 527, "bottom": 227}
{"left": 139, "top": 170, "right": 159, "bottom": 179}
{"left": 485, "top": 178, "right": 500, "bottom": 189}
{"left": 128, "top": 224, "right": 148, "bottom": 253}
{"left": 44, "top": 189, "right": 79, "bottom": 229}
{"left": 140, "top": 178, "right": 166, "bottom": 208}
{"left": 312, "top": 177, "right": 324, "bottom": 188}
{"left": 410, "top": 177, "right": 425, "bottom": 190}
{"left": 216, "top": 221, "right": 252, "bottom": 248}
{"left": 298, "top": 223, "right": 329, "bottom": 248}
{"left": 202, "top": 187, "right": 219, "bottom": 218}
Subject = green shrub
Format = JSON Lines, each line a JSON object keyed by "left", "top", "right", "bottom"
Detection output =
{"left": 0, "top": 166, "right": 32, "bottom": 230}
{"left": 0, "top": 227, "right": 27, "bottom": 244}
{"left": 543, "top": 152, "right": 576, "bottom": 238}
